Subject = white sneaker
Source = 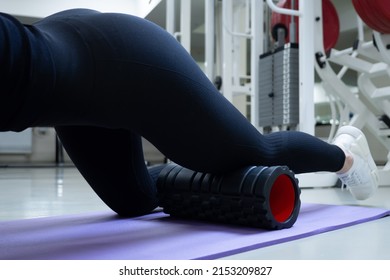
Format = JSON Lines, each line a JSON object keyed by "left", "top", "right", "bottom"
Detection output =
{"left": 333, "top": 126, "right": 378, "bottom": 200}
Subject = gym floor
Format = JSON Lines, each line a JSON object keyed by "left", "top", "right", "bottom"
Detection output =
{"left": 0, "top": 166, "right": 389, "bottom": 260}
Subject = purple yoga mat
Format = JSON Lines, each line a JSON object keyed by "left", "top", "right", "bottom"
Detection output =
{"left": 0, "top": 203, "right": 389, "bottom": 260}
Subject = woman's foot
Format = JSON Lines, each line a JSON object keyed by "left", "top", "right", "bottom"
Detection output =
{"left": 333, "top": 126, "right": 379, "bottom": 200}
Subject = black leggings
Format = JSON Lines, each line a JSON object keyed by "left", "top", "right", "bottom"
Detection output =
{"left": 0, "top": 9, "right": 345, "bottom": 216}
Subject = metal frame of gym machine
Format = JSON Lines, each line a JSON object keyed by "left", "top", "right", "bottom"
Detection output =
{"left": 220, "top": 0, "right": 333, "bottom": 188}
{"left": 164, "top": 0, "right": 390, "bottom": 188}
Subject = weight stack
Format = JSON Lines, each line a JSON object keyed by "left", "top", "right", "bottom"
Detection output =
{"left": 157, "top": 163, "right": 301, "bottom": 230}
{"left": 258, "top": 43, "right": 299, "bottom": 128}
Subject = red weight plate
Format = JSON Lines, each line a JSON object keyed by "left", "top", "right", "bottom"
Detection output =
{"left": 374, "top": 0, "right": 390, "bottom": 21}
{"left": 354, "top": 0, "right": 382, "bottom": 32}
{"left": 322, "top": 0, "right": 340, "bottom": 52}
{"left": 371, "top": 0, "right": 390, "bottom": 33}
{"left": 352, "top": 0, "right": 381, "bottom": 32}
{"left": 271, "top": 0, "right": 339, "bottom": 52}
{"left": 362, "top": 0, "right": 390, "bottom": 33}
{"left": 353, "top": 0, "right": 390, "bottom": 33}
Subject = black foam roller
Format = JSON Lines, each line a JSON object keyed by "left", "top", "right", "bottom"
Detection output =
{"left": 157, "top": 163, "right": 301, "bottom": 230}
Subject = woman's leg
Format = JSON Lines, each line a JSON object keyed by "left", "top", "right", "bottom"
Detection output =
{"left": 55, "top": 126, "right": 160, "bottom": 216}
{"left": 28, "top": 10, "right": 345, "bottom": 174}
{"left": 2, "top": 10, "right": 346, "bottom": 173}
{"left": 40, "top": 10, "right": 374, "bottom": 201}
{"left": 0, "top": 10, "right": 375, "bottom": 206}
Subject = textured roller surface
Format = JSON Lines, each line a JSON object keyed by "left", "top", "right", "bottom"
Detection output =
{"left": 157, "top": 163, "right": 301, "bottom": 230}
